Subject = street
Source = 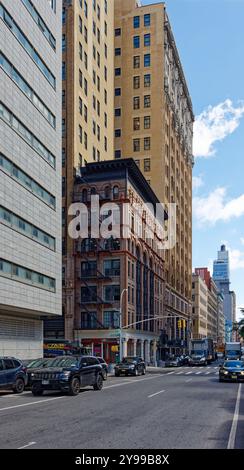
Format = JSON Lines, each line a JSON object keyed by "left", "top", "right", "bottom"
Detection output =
{"left": 0, "top": 364, "right": 243, "bottom": 449}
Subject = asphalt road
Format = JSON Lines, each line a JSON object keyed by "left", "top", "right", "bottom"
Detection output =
{"left": 0, "top": 363, "right": 243, "bottom": 449}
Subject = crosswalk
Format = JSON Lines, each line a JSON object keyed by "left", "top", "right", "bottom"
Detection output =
{"left": 163, "top": 366, "right": 219, "bottom": 377}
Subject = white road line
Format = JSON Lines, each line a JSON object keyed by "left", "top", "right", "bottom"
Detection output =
{"left": 0, "top": 396, "right": 64, "bottom": 413}
{"left": 196, "top": 372, "right": 202, "bottom": 375}
{"left": 176, "top": 372, "right": 183, "bottom": 375}
{"left": 104, "top": 375, "right": 164, "bottom": 390}
{"left": 205, "top": 372, "right": 210, "bottom": 375}
{"left": 227, "top": 383, "right": 242, "bottom": 449}
{"left": 214, "top": 367, "right": 218, "bottom": 369}
{"left": 185, "top": 379, "right": 192, "bottom": 383}
{"left": 148, "top": 390, "right": 165, "bottom": 398}
{"left": 18, "top": 442, "right": 36, "bottom": 450}
{"left": 215, "top": 372, "right": 219, "bottom": 375}
{"left": 165, "top": 371, "right": 175, "bottom": 375}
{"left": 185, "top": 372, "right": 193, "bottom": 375}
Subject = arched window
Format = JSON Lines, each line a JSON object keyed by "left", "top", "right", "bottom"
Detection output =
{"left": 91, "top": 187, "right": 97, "bottom": 196}
{"left": 113, "top": 185, "right": 119, "bottom": 199}
{"left": 82, "top": 189, "right": 87, "bottom": 202}
{"left": 104, "top": 186, "right": 110, "bottom": 199}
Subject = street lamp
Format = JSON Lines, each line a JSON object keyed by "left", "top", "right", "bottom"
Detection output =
{"left": 119, "top": 288, "right": 128, "bottom": 362}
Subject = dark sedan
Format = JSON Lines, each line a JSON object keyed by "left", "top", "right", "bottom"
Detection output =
{"left": 96, "top": 357, "right": 108, "bottom": 380}
{"left": 114, "top": 357, "right": 146, "bottom": 377}
{"left": 219, "top": 360, "right": 244, "bottom": 382}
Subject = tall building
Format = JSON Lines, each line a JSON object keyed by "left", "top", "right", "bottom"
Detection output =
{"left": 192, "top": 273, "right": 208, "bottom": 339}
{"left": 114, "top": 0, "right": 194, "bottom": 349}
{"left": 60, "top": 0, "right": 115, "bottom": 340}
{"left": 213, "top": 245, "right": 236, "bottom": 341}
{"left": 195, "top": 268, "right": 218, "bottom": 344}
{"left": 0, "top": 0, "right": 62, "bottom": 358}
{"left": 70, "top": 158, "right": 165, "bottom": 364}
{"left": 217, "top": 293, "right": 225, "bottom": 346}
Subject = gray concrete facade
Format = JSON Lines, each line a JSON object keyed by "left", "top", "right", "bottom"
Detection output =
{"left": 0, "top": 0, "right": 62, "bottom": 358}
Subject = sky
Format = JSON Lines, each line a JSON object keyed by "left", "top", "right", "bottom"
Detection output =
{"left": 143, "top": 0, "right": 244, "bottom": 319}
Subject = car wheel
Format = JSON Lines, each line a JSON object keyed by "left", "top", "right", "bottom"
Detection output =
{"left": 93, "top": 374, "right": 103, "bottom": 391}
{"left": 68, "top": 377, "right": 80, "bottom": 396}
{"left": 32, "top": 386, "right": 44, "bottom": 397}
{"left": 13, "top": 377, "right": 25, "bottom": 394}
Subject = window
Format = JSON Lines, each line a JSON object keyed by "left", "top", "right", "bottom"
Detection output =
{"left": 103, "top": 312, "right": 119, "bottom": 329}
{"left": 62, "top": 62, "right": 66, "bottom": 80}
{"left": 133, "top": 139, "right": 140, "bottom": 152}
{"left": 144, "top": 14, "right": 151, "bottom": 27}
{"left": 0, "top": 259, "right": 55, "bottom": 292}
{"left": 144, "top": 33, "right": 151, "bottom": 47}
{"left": 144, "top": 158, "right": 151, "bottom": 172}
{"left": 133, "top": 76, "right": 140, "bottom": 89}
{"left": 115, "top": 88, "right": 121, "bottom": 96}
{"left": 0, "top": 4, "right": 55, "bottom": 88}
{"left": 115, "top": 108, "right": 121, "bottom": 117}
{"left": 115, "top": 28, "right": 121, "bottom": 36}
{"left": 0, "top": 153, "right": 55, "bottom": 208}
{"left": 0, "top": 52, "right": 55, "bottom": 128}
{"left": 115, "top": 129, "right": 121, "bottom": 138}
{"left": 104, "top": 285, "right": 120, "bottom": 302}
{"left": 144, "top": 54, "right": 151, "bottom": 67}
{"left": 144, "top": 95, "right": 151, "bottom": 108}
{"left": 133, "top": 97, "right": 140, "bottom": 110}
{"left": 133, "top": 56, "right": 140, "bottom": 68}
{"left": 62, "top": 34, "right": 66, "bottom": 51}
{"left": 144, "top": 116, "right": 151, "bottom": 129}
{"left": 62, "top": 118, "right": 65, "bottom": 137}
{"left": 144, "top": 74, "right": 151, "bottom": 87}
{"left": 114, "top": 150, "right": 121, "bottom": 159}
{"left": 134, "top": 16, "right": 140, "bottom": 28}
{"left": 113, "top": 186, "right": 119, "bottom": 199}
{"left": 0, "top": 102, "right": 55, "bottom": 168}
{"left": 81, "top": 286, "right": 97, "bottom": 302}
{"left": 133, "top": 36, "right": 140, "bottom": 48}
{"left": 104, "top": 260, "right": 120, "bottom": 277}
{"left": 79, "top": 97, "right": 82, "bottom": 115}
{"left": 115, "top": 48, "right": 121, "bottom": 56}
{"left": 144, "top": 137, "right": 151, "bottom": 150}
{"left": 133, "top": 117, "right": 140, "bottom": 131}
{"left": 115, "top": 68, "right": 121, "bottom": 76}
{"left": 21, "top": 0, "right": 56, "bottom": 50}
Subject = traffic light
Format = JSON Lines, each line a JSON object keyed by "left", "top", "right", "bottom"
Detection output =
{"left": 177, "top": 320, "right": 182, "bottom": 329}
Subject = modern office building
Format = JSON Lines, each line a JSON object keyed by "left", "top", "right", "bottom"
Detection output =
{"left": 213, "top": 245, "right": 236, "bottom": 342}
{"left": 114, "top": 0, "right": 194, "bottom": 346}
{"left": 0, "top": 0, "right": 62, "bottom": 358}
{"left": 192, "top": 273, "right": 208, "bottom": 339}
{"left": 66, "top": 158, "right": 165, "bottom": 364}
{"left": 59, "top": 0, "right": 115, "bottom": 340}
{"left": 194, "top": 268, "right": 218, "bottom": 344}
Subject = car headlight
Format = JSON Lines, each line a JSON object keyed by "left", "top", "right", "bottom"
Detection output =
{"left": 240, "top": 371, "right": 244, "bottom": 376}
{"left": 31, "top": 373, "right": 35, "bottom": 377}
{"left": 200, "top": 358, "right": 206, "bottom": 361}
{"left": 60, "top": 371, "right": 71, "bottom": 379}
{"left": 223, "top": 371, "right": 229, "bottom": 375}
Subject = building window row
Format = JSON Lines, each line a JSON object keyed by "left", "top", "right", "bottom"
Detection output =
{"left": 133, "top": 137, "right": 151, "bottom": 152}
{"left": 133, "top": 34, "right": 151, "bottom": 48}
{"left": 133, "top": 95, "right": 151, "bottom": 109}
{"left": 21, "top": 0, "right": 56, "bottom": 50}
{"left": 0, "top": 259, "right": 55, "bottom": 292}
{"left": 0, "top": 153, "right": 56, "bottom": 209}
{"left": 0, "top": 4, "right": 55, "bottom": 89}
{"left": 133, "top": 116, "right": 151, "bottom": 130}
{"left": 133, "top": 14, "right": 151, "bottom": 29}
{"left": 0, "top": 102, "right": 55, "bottom": 168}
{"left": 133, "top": 74, "right": 151, "bottom": 89}
{"left": 133, "top": 54, "right": 151, "bottom": 69}
{"left": 0, "top": 205, "right": 55, "bottom": 251}
{"left": 0, "top": 53, "right": 55, "bottom": 128}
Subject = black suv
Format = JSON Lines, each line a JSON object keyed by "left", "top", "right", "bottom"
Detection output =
{"left": 0, "top": 357, "right": 27, "bottom": 394}
{"left": 30, "top": 356, "right": 104, "bottom": 396}
{"left": 114, "top": 357, "right": 146, "bottom": 377}
{"left": 96, "top": 357, "right": 108, "bottom": 380}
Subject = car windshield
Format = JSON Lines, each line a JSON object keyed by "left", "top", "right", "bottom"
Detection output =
{"left": 224, "top": 361, "right": 244, "bottom": 368}
{"left": 27, "top": 359, "right": 49, "bottom": 368}
{"left": 46, "top": 358, "right": 79, "bottom": 368}
{"left": 122, "top": 357, "right": 137, "bottom": 364}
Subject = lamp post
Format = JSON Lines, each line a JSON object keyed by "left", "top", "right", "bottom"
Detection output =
{"left": 119, "top": 288, "right": 128, "bottom": 362}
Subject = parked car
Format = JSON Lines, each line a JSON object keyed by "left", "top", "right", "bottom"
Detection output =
{"left": 179, "top": 355, "right": 190, "bottom": 365}
{"left": 96, "top": 357, "right": 108, "bottom": 380}
{"left": 114, "top": 357, "right": 146, "bottom": 376}
{"left": 219, "top": 360, "right": 244, "bottom": 382}
{"left": 165, "top": 356, "right": 183, "bottom": 367}
{"left": 30, "top": 356, "right": 104, "bottom": 396}
{"left": 25, "top": 358, "right": 51, "bottom": 388}
{"left": 0, "top": 357, "right": 27, "bottom": 394}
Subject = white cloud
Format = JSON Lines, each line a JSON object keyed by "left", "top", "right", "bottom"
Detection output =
{"left": 240, "top": 238, "right": 244, "bottom": 245}
{"left": 193, "top": 187, "right": 244, "bottom": 225}
{"left": 229, "top": 248, "right": 244, "bottom": 270}
{"left": 192, "top": 175, "right": 204, "bottom": 191}
{"left": 193, "top": 99, "right": 244, "bottom": 158}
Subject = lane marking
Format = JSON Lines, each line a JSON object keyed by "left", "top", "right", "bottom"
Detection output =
{"left": 205, "top": 372, "right": 210, "bottom": 375}
{"left": 165, "top": 371, "right": 175, "bottom": 375}
{"left": 227, "top": 383, "right": 242, "bottom": 449}
{"left": 104, "top": 375, "right": 164, "bottom": 390}
{"left": 148, "top": 390, "right": 165, "bottom": 398}
{"left": 196, "top": 372, "right": 202, "bottom": 375}
{"left": 176, "top": 372, "right": 183, "bottom": 375}
{"left": 18, "top": 442, "right": 36, "bottom": 450}
{"left": 0, "top": 396, "right": 64, "bottom": 413}
{"left": 185, "top": 372, "right": 193, "bottom": 375}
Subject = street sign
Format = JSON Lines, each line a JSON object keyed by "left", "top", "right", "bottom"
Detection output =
{"left": 107, "top": 329, "right": 121, "bottom": 337}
